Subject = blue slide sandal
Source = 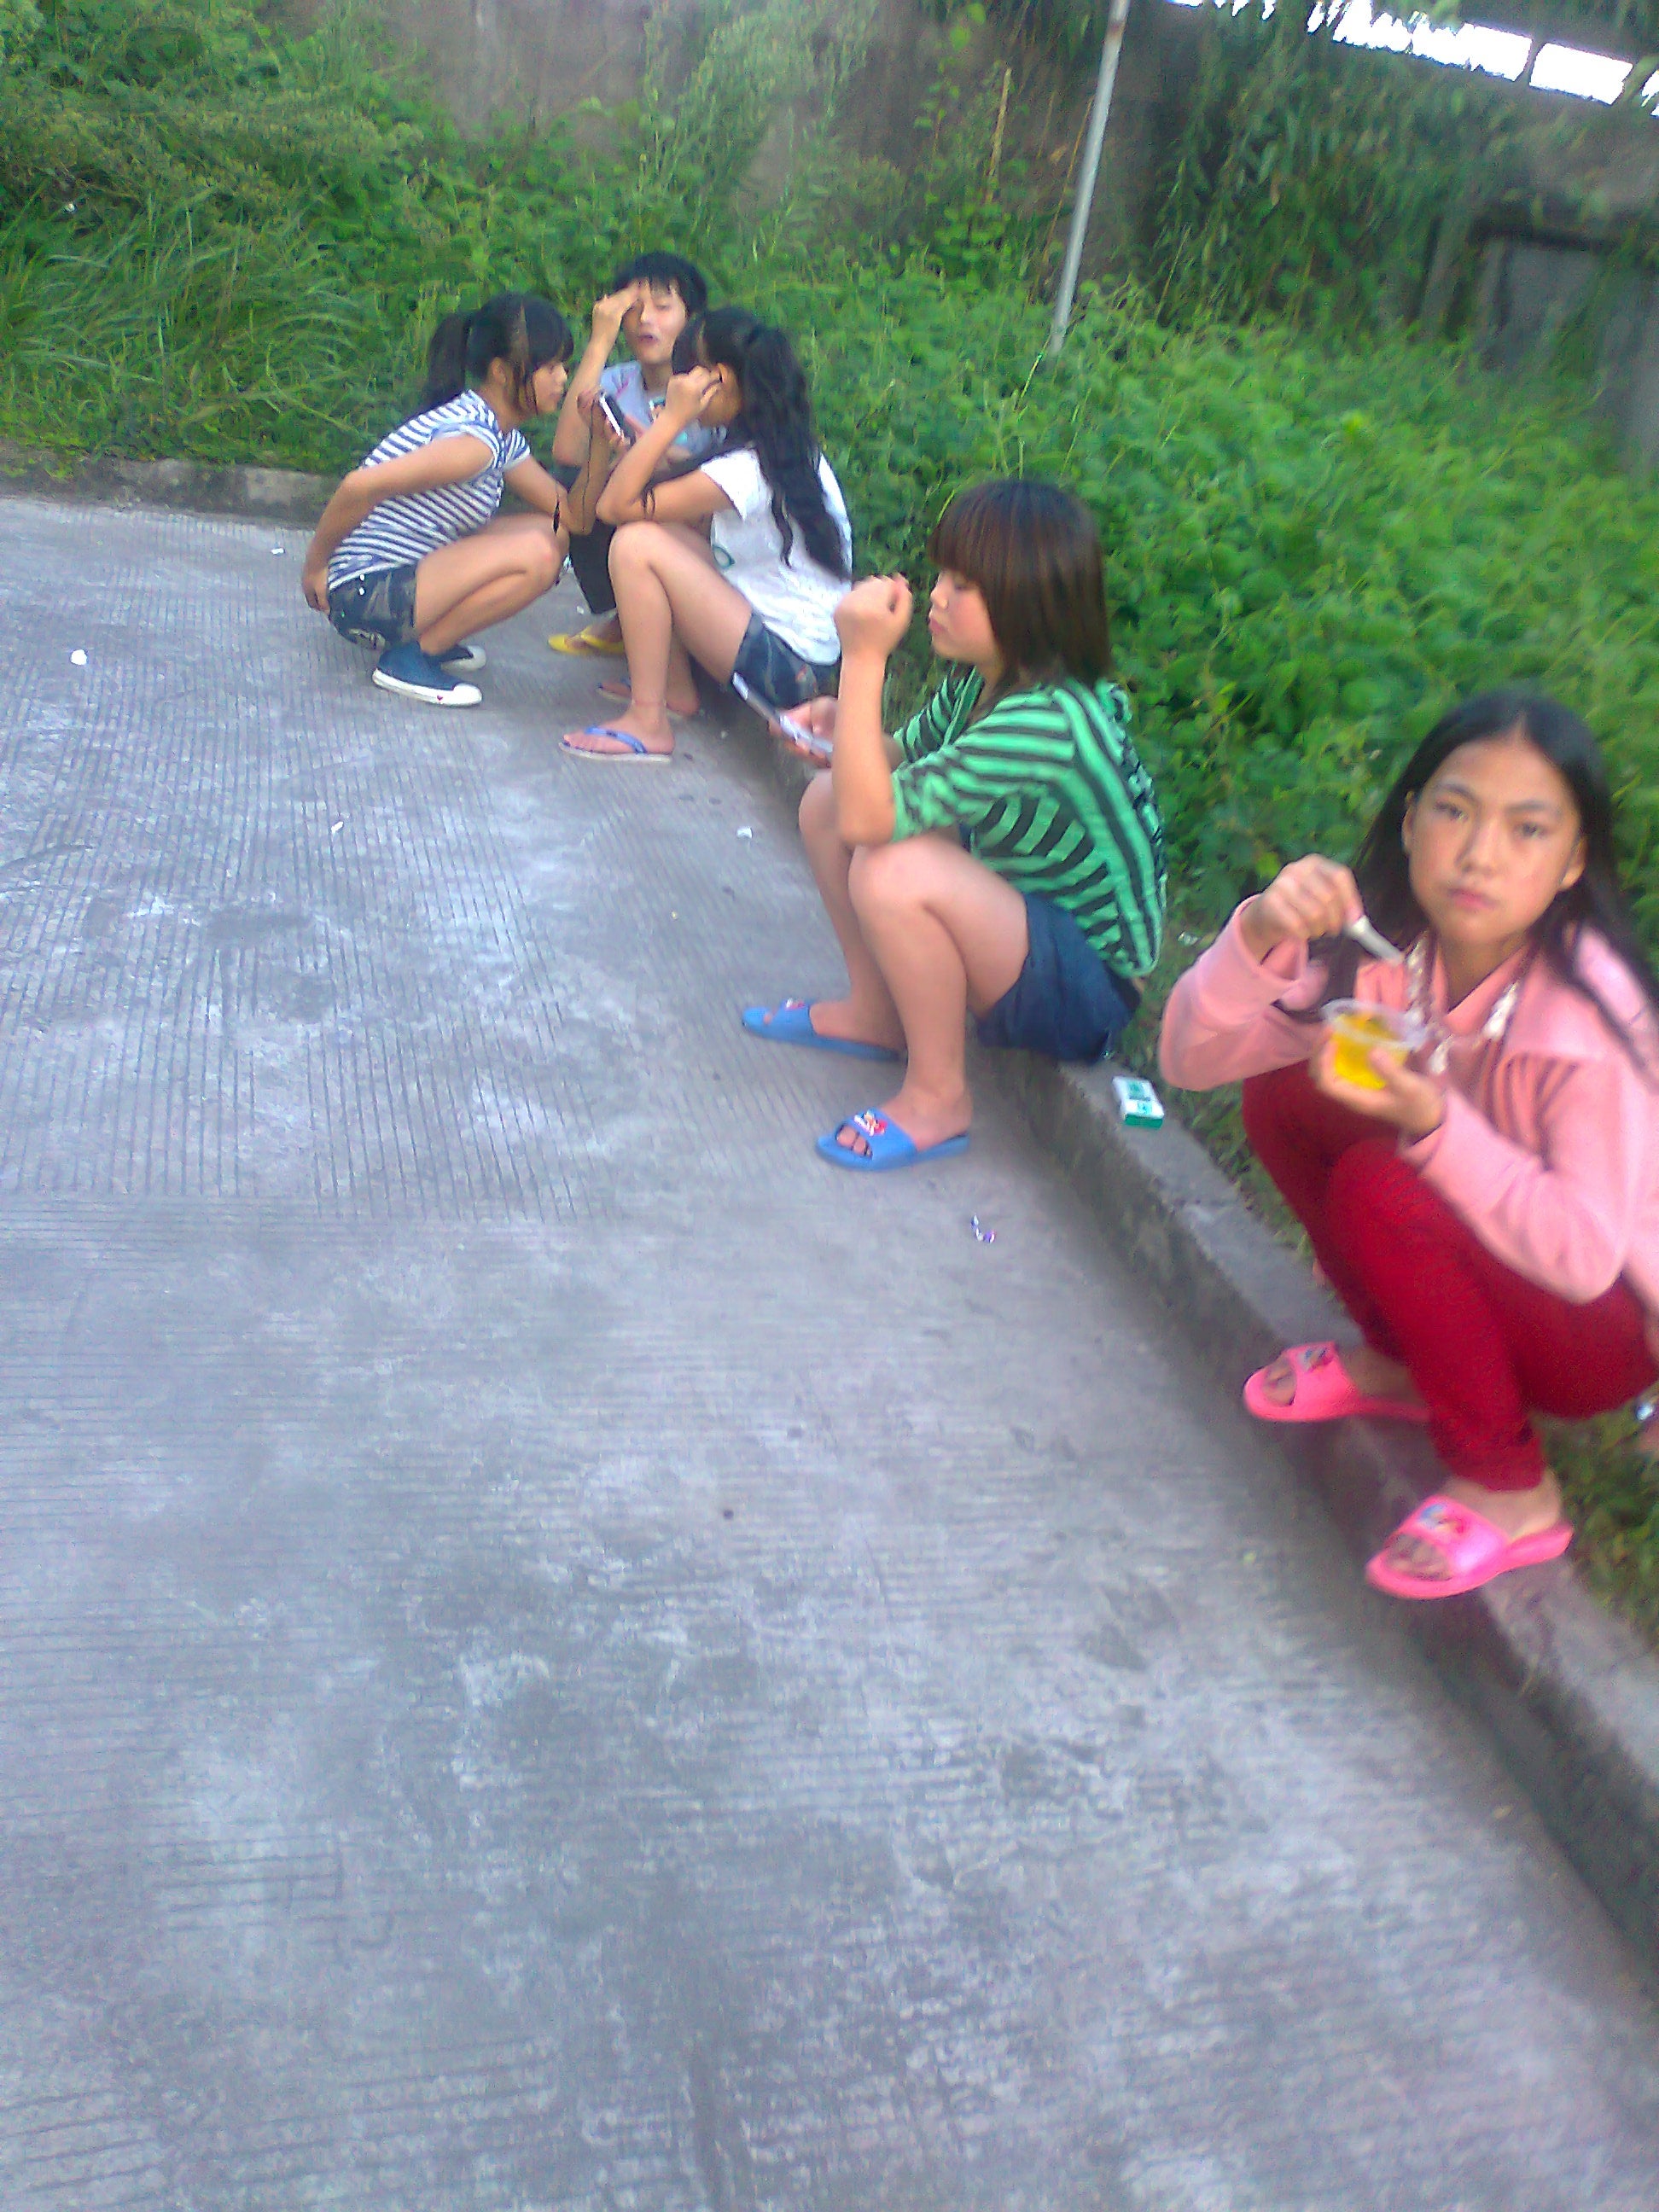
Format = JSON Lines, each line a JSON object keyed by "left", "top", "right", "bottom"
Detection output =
{"left": 817, "top": 1109, "right": 970, "bottom": 1173}
{"left": 562, "top": 725, "right": 672, "bottom": 762}
{"left": 742, "top": 999, "right": 901, "bottom": 1062}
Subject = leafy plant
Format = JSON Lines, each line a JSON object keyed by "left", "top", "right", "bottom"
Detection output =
{"left": 1151, "top": 0, "right": 1516, "bottom": 330}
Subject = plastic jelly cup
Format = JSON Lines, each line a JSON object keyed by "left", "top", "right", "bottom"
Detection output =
{"left": 1324, "top": 999, "right": 1425, "bottom": 1091}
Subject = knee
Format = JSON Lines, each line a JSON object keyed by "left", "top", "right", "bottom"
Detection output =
{"left": 607, "top": 521, "right": 661, "bottom": 580}
{"left": 847, "top": 838, "right": 923, "bottom": 917}
{"left": 1324, "top": 1138, "right": 1429, "bottom": 1256}
{"left": 1240, "top": 1060, "right": 1318, "bottom": 1155}
{"left": 527, "top": 525, "right": 562, "bottom": 592}
{"left": 798, "top": 769, "right": 836, "bottom": 843}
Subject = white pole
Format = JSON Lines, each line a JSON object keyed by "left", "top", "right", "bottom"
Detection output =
{"left": 1046, "top": 0, "right": 1133, "bottom": 358}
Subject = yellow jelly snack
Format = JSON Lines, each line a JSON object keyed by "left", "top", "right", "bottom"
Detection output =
{"left": 1327, "top": 1005, "right": 1412, "bottom": 1091}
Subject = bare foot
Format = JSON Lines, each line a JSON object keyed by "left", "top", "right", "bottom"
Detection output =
{"left": 836, "top": 1081, "right": 970, "bottom": 1158}
{"left": 799, "top": 994, "right": 905, "bottom": 1056}
{"left": 1379, "top": 1469, "right": 1564, "bottom": 1583}
{"left": 562, "top": 707, "right": 674, "bottom": 760}
{"left": 1255, "top": 1342, "right": 1423, "bottom": 1411}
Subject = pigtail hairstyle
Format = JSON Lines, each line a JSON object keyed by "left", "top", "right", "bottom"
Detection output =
{"left": 421, "top": 293, "right": 573, "bottom": 413}
{"left": 696, "top": 306, "right": 849, "bottom": 580}
{"left": 422, "top": 311, "right": 478, "bottom": 410}
{"left": 1308, "top": 689, "right": 1659, "bottom": 1063}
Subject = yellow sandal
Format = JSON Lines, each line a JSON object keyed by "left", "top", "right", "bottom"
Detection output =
{"left": 548, "top": 622, "right": 626, "bottom": 659}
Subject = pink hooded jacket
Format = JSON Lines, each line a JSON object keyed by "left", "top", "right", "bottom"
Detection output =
{"left": 1158, "top": 907, "right": 1659, "bottom": 1327}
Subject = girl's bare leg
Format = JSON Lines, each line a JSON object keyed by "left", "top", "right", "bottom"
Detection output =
{"left": 564, "top": 523, "right": 749, "bottom": 757}
{"left": 413, "top": 518, "right": 564, "bottom": 655}
{"left": 791, "top": 774, "right": 905, "bottom": 1051}
{"left": 835, "top": 834, "right": 1028, "bottom": 1155}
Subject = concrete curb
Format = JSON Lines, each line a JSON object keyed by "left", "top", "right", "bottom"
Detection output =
{"left": 0, "top": 444, "right": 332, "bottom": 527}
{"left": 731, "top": 705, "right": 1659, "bottom": 1971}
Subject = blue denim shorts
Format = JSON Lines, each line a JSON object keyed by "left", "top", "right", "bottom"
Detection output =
{"left": 328, "top": 562, "right": 420, "bottom": 650}
{"left": 731, "top": 612, "right": 838, "bottom": 712}
{"left": 977, "top": 894, "right": 1140, "bottom": 1063}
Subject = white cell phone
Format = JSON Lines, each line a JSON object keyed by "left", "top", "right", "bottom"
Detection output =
{"left": 595, "top": 392, "right": 634, "bottom": 445}
{"left": 731, "top": 673, "right": 833, "bottom": 759}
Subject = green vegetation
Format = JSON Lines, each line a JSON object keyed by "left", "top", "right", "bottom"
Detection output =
{"left": 3, "top": 0, "right": 1659, "bottom": 1630}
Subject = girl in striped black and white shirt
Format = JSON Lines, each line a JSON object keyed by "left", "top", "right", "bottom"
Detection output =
{"left": 302, "top": 294, "right": 573, "bottom": 707}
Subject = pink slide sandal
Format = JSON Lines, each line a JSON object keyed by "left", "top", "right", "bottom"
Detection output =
{"left": 1243, "top": 1341, "right": 1431, "bottom": 1425}
{"left": 1365, "top": 1494, "right": 1574, "bottom": 1600}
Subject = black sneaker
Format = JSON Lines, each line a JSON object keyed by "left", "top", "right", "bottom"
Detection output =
{"left": 372, "top": 642, "right": 482, "bottom": 707}
{"left": 435, "top": 640, "right": 486, "bottom": 673}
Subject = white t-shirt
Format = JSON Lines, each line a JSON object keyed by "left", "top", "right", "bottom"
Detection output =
{"left": 328, "top": 390, "right": 530, "bottom": 588}
{"left": 600, "top": 361, "right": 722, "bottom": 464}
{"left": 701, "top": 447, "right": 853, "bottom": 666}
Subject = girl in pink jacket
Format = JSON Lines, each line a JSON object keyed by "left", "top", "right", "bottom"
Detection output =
{"left": 1158, "top": 690, "right": 1659, "bottom": 1600}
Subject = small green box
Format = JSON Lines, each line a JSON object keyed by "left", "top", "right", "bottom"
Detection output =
{"left": 1112, "top": 1075, "right": 1165, "bottom": 1129}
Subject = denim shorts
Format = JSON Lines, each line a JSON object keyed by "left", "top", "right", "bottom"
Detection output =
{"left": 976, "top": 894, "right": 1141, "bottom": 1063}
{"left": 731, "top": 612, "right": 838, "bottom": 713}
{"left": 328, "top": 562, "right": 420, "bottom": 650}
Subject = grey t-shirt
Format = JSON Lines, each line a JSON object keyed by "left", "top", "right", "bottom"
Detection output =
{"left": 600, "top": 360, "right": 722, "bottom": 464}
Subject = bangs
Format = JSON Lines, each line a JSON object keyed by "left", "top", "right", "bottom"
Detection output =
{"left": 928, "top": 482, "right": 1018, "bottom": 600}
{"left": 928, "top": 479, "right": 1112, "bottom": 687}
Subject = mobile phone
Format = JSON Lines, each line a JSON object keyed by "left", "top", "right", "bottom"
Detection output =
{"left": 730, "top": 672, "right": 833, "bottom": 759}
{"left": 777, "top": 709, "right": 832, "bottom": 760}
{"left": 595, "top": 392, "right": 634, "bottom": 445}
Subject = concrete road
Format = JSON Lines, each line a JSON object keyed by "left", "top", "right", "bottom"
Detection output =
{"left": 1, "top": 494, "right": 1656, "bottom": 2211}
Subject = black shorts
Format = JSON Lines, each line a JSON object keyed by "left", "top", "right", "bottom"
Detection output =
{"left": 976, "top": 894, "right": 1140, "bottom": 1063}
{"left": 731, "top": 612, "right": 838, "bottom": 713}
{"left": 328, "top": 562, "right": 420, "bottom": 650}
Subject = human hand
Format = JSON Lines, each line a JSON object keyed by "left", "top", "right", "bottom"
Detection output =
{"left": 591, "top": 282, "right": 642, "bottom": 342}
{"left": 1238, "top": 855, "right": 1364, "bottom": 963}
{"left": 301, "top": 557, "right": 329, "bottom": 613}
{"left": 662, "top": 367, "right": 720, "bottom": 425}
{"left": 835, "top": 575, "right": 912, "bottom": 658}
{"left": 1309, "top": 1032, "right": 1447, "bottom": 1140}
{"left": 773, "top": 695, "right": 836, "bottom": 760}
{"left": 578, "top": 387, "right": 627, "bottom": 452}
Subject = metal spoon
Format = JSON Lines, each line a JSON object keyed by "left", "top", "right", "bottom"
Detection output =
{"left": 1344, "top": 915, "right": 1404, "bottom": 966}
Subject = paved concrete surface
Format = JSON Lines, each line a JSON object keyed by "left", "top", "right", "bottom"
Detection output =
{"left": 2, "top": 493, "right": 1658, "bottom": 2211}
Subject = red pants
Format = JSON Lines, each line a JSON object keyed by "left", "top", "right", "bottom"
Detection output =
{"left": 1241, "top": 1060, "right": 1656, "bottom": 1488}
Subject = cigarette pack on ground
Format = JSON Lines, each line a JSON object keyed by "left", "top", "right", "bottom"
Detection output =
{"left": 1113, "top": 1075, "right": 1164, "bottom": 1128}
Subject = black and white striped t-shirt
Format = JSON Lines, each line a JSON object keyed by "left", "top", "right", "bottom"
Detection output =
{"left": 327, "top": 391, "right": 532, "bottom": 588}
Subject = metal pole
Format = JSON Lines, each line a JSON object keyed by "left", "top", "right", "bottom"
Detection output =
{"left": 1045, "top": 0, "right": 1132, "bottom": 358}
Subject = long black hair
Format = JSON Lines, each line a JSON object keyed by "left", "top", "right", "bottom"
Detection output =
{"left": 422, "top": 292, "right": 573, "bottom": 413}
{"left": 1315, "top": 688, "right": 1659, "bottom": 1054}
{"left": 692, "top": 306, "right": 850, "bottom": 580}
{"left": 929, "top": 480, "right": 1112, "bottom": 693}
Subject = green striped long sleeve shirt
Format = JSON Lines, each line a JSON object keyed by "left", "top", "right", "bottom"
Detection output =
{"left": 889, "top": 668, "right": 1167, "bottom": 975}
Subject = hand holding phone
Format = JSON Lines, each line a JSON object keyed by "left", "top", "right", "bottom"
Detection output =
{"left": 775, "top": 707, "right": 834, "bottom": 760}
{"left": 731, "top": 674, "right": 835, "bottom": 760}
{"left": 593, "top": 391, "right": 635, "bottom": 447}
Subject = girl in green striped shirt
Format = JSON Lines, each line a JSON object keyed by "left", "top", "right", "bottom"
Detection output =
{"left": 742, "top": 477, "right": 1167, "bottom": 1171}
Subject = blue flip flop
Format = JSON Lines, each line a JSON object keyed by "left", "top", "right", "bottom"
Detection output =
{"left": 562, "top": 725, "right": 672, "bottom": 762}
{"left": 817, "top": 1109, "right": 970, "bottom": 1173}
{"left": 742, "top": 998, "right": 902, "bottom": 1062}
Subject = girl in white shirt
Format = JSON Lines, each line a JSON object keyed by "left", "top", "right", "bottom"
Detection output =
{"left": 560, "top": 306, "right": 852, "bottom": 762}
